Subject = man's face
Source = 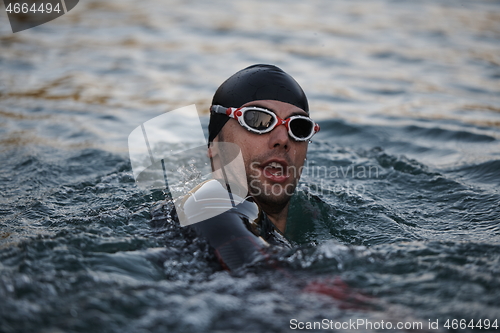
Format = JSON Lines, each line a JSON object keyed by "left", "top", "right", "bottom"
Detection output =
{"left": 214, "top": 100, "right": 309, "bottom": 211}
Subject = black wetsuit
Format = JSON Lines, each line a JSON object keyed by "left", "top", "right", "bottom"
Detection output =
{"left": 180, "top": 179, "right": 290, "bottom": 271}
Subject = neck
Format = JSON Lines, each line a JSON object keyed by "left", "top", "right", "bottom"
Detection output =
{"left": 255, "top": 199, "right": 289, "bottom": 233}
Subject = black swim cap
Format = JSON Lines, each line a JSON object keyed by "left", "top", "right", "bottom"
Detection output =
{"left": 208, "top": 64, "right": 309, "bottom": 144}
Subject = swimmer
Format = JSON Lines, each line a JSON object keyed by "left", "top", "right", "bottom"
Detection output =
{"left": 183, "top": 64, "right": 320, "bottom": 270}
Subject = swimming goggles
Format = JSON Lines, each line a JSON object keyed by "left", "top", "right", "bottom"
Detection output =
{"left": 210, "top": 105, "right": 320, "bottom": 142}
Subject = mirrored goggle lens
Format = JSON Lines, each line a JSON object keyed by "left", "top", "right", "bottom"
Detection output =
{"left": 290, "top": 118, "right": 314, "bottom": 139}
{"left": 243, "top": 110, "right": 275, "bottom": 131}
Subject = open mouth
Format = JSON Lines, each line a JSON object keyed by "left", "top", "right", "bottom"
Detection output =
{"left": 262, "top": 160, "right": 290, "bottom": 183}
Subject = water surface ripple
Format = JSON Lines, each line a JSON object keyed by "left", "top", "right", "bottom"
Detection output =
{"left": 1, "top": 0, "right": 499, "bottom": 332}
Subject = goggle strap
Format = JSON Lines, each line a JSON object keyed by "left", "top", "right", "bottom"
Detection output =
{"left": 211, "top": 105, "right": 242, "bottom": 121}
{"left": 211, "top": 105, "right": 226, "bottom": 115}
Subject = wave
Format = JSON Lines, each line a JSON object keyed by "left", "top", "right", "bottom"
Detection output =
{"left": 446, "top": 159, "right": 500, "bottom": 188}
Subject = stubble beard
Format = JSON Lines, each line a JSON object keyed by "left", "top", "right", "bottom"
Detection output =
{"left": 246, "top": 163, "right": 298, "bottom": 213}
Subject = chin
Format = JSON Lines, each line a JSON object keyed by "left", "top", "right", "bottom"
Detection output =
{"left": 252, "top": 183, "right": 295, "bottom": 206}
{"left": 255, "top": 193, "right": 291, "bottom": 209}
{"left": 248, "top": 172, "right": 298, "bottom": 201}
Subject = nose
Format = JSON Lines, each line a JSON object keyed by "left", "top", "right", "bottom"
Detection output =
{"left": 268, "top": 122, "right": 290, "bottom": 151}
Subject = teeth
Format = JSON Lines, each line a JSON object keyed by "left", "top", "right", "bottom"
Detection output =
{"left": 267, "top": 162, "right": 284, "bottom": 176}
{"left": 268, "top": 162, "right": 282, "bottom": 168}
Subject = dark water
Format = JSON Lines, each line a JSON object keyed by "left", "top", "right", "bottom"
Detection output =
{"left": 1, "top": 0, "right": 500, "bottom": 332}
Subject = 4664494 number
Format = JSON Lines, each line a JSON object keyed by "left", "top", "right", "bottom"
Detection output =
{"left": 444, "top": 319, "right": 498, "bottom": 330}
{"left": 5, "top": 2, "right": 61, "bottom": 14}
